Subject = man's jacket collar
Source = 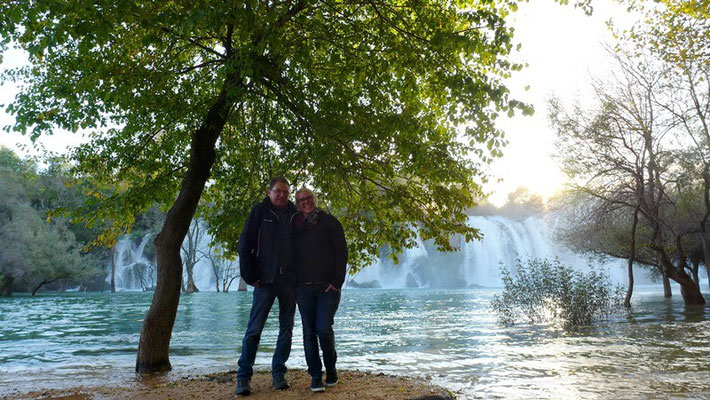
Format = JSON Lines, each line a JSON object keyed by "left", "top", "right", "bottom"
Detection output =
{"left": 260, "top": 196, "right": 297, "bottom": 214}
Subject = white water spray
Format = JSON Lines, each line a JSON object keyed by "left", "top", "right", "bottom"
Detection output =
{"left": 349, "top": 215, "right": 640, "bottom": 288}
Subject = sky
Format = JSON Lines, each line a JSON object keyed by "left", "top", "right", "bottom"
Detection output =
{"left": 487, "top": 0, "right": 636, "bottom": 205}
{"left": 0, "top": 0, "right": 636, "bottom": 206}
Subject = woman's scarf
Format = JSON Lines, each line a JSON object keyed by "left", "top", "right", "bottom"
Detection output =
{"left": 302, "top": 207, "right": 321, "bottom": 231}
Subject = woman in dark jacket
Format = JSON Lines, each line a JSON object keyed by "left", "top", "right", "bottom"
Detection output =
{"left": 292, "top": 188, "right": 348, "bottom": 392}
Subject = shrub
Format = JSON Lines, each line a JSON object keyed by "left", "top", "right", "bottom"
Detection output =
{"left": 491, "top": 258, "right": 624, "bottom": 328}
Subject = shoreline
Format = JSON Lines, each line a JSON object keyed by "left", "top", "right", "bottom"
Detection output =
{"left": 3, "top": 369, "right": 455, "bottom": 400}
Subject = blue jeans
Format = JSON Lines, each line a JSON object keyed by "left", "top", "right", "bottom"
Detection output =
{"left": 296, "top": 284, "right": 341, "bottom": 377}
{"left": 237, "top": 281, "right": 296, "bottom": 380}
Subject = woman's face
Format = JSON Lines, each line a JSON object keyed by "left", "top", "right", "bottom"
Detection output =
{"left": 296, "top": 190, "right": 316, "bottom": 215}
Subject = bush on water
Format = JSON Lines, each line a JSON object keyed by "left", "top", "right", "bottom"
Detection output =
{"left": 491, "top": 258, "right": 624, "bottom": 328}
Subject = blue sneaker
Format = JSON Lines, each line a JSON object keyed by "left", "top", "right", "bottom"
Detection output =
{"left": 235, "top": 378, "right": 251, "bottom": 395}
{"left": 272, "top": 374, "right": 290, "bottom": 390}
{"left": 325, "top": 370, "right": 338, "bottom": 387}
{"left": 311, "top": 375, "right": 325, "bottom": 392}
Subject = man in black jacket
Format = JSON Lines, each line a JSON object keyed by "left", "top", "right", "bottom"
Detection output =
{"left": 292, "top": 188, "right": 348, "bottom": 392}
{"left": 235, "top": 177, "right": 298, "bottom": 396}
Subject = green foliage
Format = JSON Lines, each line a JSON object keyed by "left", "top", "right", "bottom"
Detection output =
{"left": 0, "top": 146, "right": 105, "bottom": 294}
{"left": 491, "top": 259, "right": 624, "bottom": 328}
{"left": 623, "top": 0, "right": 709, "bottom": 69}
{"left": 0, "top": 0, "right": 531, "bottom": 271}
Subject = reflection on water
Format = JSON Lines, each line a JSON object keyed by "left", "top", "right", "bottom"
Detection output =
{"left": 1, "top": 287, "right": 709, "bottom": 399}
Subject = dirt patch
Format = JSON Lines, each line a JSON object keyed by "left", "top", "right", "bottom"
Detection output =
{"left": 5, "top": 369, "right": 454, "bottom": 400}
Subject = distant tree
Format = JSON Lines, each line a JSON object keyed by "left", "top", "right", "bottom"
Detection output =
{"left": 0, "top": 147, "right": 100, "bottom": 295}
{"left": 201, "top": 244, "right": 242, "bottom": 293}
{"left": 503, "top": 186, "right": 545, "bottom": 217}
{"left": 0, "top": 202, "right": 40, "bottom": 295}
{"left": 623, "top": 0, "right": 710, "bottom": 291}
{"left": 181, "top": 219, "right": 205, "bottom": 293}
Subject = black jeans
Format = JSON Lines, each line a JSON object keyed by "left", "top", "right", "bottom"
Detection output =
{"left": 237, "top": 280, "right": 296, "bottom": 380}
{"left": 296, "top": 284, "right": 341, "bottom": 377}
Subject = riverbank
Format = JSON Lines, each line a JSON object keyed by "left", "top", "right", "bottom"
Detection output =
{"left": 4, "top": 369, "right": 454, "bottom": 400}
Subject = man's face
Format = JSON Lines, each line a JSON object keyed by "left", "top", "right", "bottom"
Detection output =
{"left": 296, "top": 190, "right": 316, "bottom": 215}
{"left": 268, "top": 181, "right": 290, "bottom": 208}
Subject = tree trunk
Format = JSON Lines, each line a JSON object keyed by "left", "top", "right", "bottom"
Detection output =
{"left": 32, "top": 281, "right": 47, "bottom": 296}
{"left": 690, "top": 258, "right": 700, "bottom": 285}
{"left": 0, "top": 276, "right": 14, "bottom": 296}
{"left": 135, "top": 77, "right": 239, "bottom": 374}
{"left": 182, "top": 220, "right": 201, "bottom": 294}
{"left": 662, "top": 272, "right": 672, "bottom": 297}
{"left": 184, "top": 274, "right": 199, "bottom": 293}
{"left": 625, "top": 259, "right": 635, "bottom": 308}
{"left": 111, "top": 245, "right": 116, "bottom": 293}
{"left": 238, "top": 277, "right": 247, "bottom": 291}
{"left": 658, "top": 252, "right": 705, "bottom": 305}
{"left": 678, "top": 278, "right": 705, "bottom": 304}
{"left": 625, "top": 205, "right": 640, "bottom": 308}
{"left": 658, "top": 253, "right": 672, "bottom": 298}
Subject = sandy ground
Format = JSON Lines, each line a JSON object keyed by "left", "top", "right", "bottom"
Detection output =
{"left": 4, "top": 369, "right": 454, "bottom": 400}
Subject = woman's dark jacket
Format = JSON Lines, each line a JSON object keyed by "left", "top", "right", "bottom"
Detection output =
{"left": 292, "top": 210, "right": 348, "bottom": 289}
{"left": 238, "top": 196, "right": 298, "bottom": 285}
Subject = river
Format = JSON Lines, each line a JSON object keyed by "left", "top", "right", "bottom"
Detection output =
{"left": 1, "top": 286, "right": 709, "bottom": 399}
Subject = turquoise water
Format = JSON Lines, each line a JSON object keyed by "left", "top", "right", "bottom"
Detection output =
{"left": 1, "top": 287, "right": 709, "bottom": 399}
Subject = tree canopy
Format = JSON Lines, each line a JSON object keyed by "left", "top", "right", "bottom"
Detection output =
{"left": 1, "top": 0, "right": 530, "bottom": 268}
{"left": 1, "top": 0, "right": 532, "bottom": 372}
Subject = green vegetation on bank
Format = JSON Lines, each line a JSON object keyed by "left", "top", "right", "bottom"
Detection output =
{"left": 0, "top": 147, "right": 105, "bottom": 295}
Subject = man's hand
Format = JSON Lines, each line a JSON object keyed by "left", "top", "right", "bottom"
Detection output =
{"left": 325, "top": 284, "right": 340, "bottom": 293}
{"left": 252, "top": 280, "right": 261, "bottom": 287}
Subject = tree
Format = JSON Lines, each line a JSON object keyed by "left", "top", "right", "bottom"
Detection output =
{"left": 0, "top": 147, "right": 101, "bottom": 295}
{"left": 630, "top": 0, "right": 710, "bottom": 293}
{"left": 201, "top": 243, "right": 242, "bottom": 292}
{"left": 1, "top": 0, "right": 530, "bottom": 372}
{"left": 550, "top": 47, "right": 706, "bottom": 305}
{"left": 181, "top": 218, "right": 205, "bottom": 293}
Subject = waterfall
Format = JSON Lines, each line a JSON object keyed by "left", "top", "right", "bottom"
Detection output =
{"left": 109, "top": 215, "right": 648, "bottom": 291}
{"left": 108, "top": 222, "right": 227, "bottom": 291}
{"left": 110, "top": 234, "right": 156, "bottom": 290}
{"left": 348, "top": 215, "right": 638, "bottom": 289}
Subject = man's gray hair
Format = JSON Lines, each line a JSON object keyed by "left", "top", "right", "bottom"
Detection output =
{"left": 269, "top": 176, "right": 290, "bottom": 190}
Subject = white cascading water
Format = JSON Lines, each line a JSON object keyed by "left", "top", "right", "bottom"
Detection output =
{"left": 348, "top": 215, "right": 636, "bottom": 288}
{"left": 109, "top": 221, "right": 222, "bottom": 291}
{"left": 111, "top": 234, "right": 155, "bottom": 290}
{"left": 110, "top": 215, "right": 646, "bottom": 291}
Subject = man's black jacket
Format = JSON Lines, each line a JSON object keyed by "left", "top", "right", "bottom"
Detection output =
{"left": 238, "top": 196, "right": 298, "bottom": 285}
{"left": 292, "top": 210, "right": 348, "bottom": 289}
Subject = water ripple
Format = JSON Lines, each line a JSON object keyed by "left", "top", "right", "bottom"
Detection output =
{"left": 1, "top": 287, "right": 709, "bottom": 398}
